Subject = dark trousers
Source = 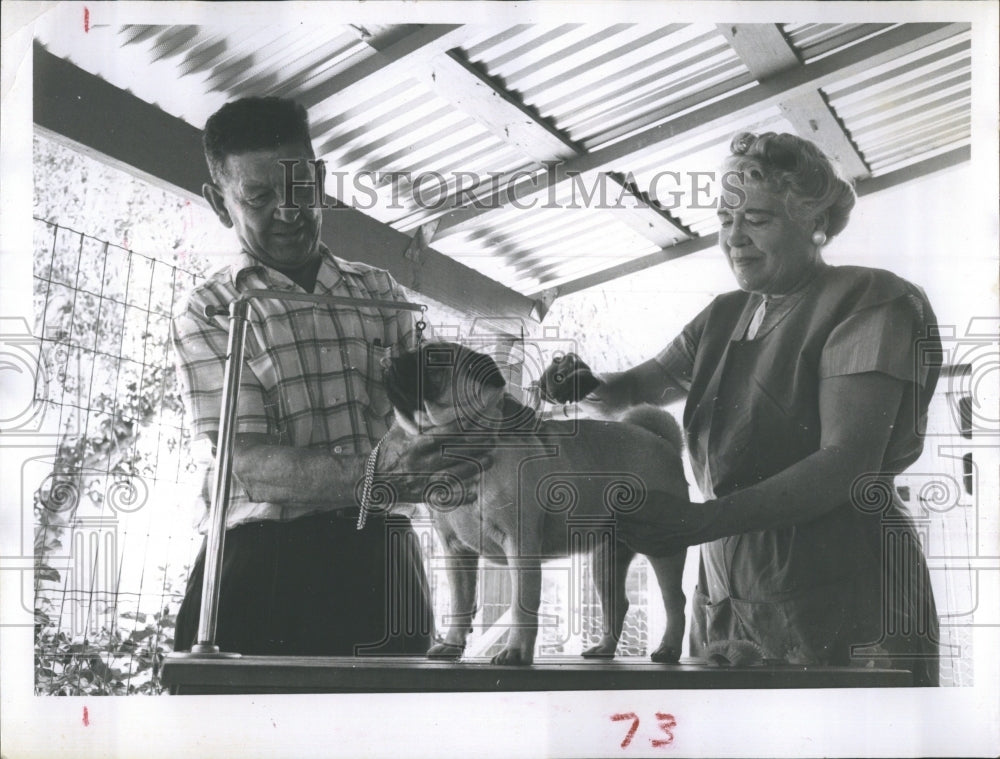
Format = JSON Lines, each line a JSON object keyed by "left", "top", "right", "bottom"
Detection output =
{"left": 174, "top": 511, "right": 434, "bottom": 656}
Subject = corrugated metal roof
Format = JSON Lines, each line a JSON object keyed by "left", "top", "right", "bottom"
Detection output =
{"left": 464, "top": 23, "right": 752, "bottom": 151}
{"left": 34, "top": 20, "right": 973, "bottom": 298}
{"left": 822, "top": 30, "right": 972, "bottom": 175}
{"left": 781, "top": 23, "right": 897, "bottom": 63}
{"left": 35, "top": 22, "right": 377, "bottom": 128}
{"left": 434, "top": 204, "right": 663, "bottom": 294}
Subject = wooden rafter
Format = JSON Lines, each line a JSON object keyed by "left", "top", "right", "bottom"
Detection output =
{"left": 422, "top": 49, "right": 581, "bottom": 162}
{"left": 297, "top": 25, "right": 468, "bottom": 111}
{"left": 384, "top": 40, "right": 691, "bottom": 250}
{"left": 434, "top": 23, "right": 963, "bottom": 238}
{"left": 718, "top": 24, "right": 870, "bottom": 180}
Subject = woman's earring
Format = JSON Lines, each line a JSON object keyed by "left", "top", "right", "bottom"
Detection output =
{"left": 811, "top": 230, "right": 827, "bottom": 247}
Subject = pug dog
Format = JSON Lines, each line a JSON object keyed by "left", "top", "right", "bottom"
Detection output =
{"left": 379, "top": 342, "right": 688, "bottom": 666}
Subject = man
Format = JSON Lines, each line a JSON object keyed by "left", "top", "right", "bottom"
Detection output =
{"left": 171, "top": 97, "right": 481, "bottom": 656}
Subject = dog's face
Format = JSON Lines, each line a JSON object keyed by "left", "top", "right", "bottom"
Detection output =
{"left": 384, "top": 342, "right": 507, "bottom": 435}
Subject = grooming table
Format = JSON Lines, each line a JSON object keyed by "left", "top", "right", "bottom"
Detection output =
{"left": 162, "top": 655, "right": 911, "bottom": 694}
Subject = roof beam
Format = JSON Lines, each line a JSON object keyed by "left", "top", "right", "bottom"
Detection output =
{"left": 855, "top": 144, "right": 969, "bottom": 197}
{"left": 314, "top": 22, "right": 691, "bottom": 266}
{"left": 531, "top": 145, "right": 970, "bottom": 302}
{"left": 436, "top": 22, "right": 964, "bottom": 238}
{"left": 409, "top": 46, "right": 691, "bottom": 248}
{"left": 32, "top": 43, "right": 538, "bottom": 323}
{"left": 718, "top": 24, "right": 870, "bottom": 179}
{"left": 532, "top": 235, "right": 718, "bottom": 302}
{"left": 606, "top": 173, "right": 693, "bottom": 247}
{"left": 421, "top": 49, "right": 581, "bottom": 162}
{"left": 297, "top": 25, "right": 469, "bottom": 110}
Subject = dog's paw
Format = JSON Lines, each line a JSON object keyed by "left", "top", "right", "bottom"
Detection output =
{"left": 491, "top": 647, "right": 533, "bottom": 666}
{"left": 426, "top": 641, "right": 466, "bottom": 661}
{"left": 581, "top": 638, "right": 618, "bottom": 659}
{"left": 650, "top": 644, "right": 681, "bottom": 664}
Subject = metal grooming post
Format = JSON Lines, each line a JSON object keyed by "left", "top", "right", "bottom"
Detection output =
{"left": 172, "top": 288, "right": 425, "bottom": 658}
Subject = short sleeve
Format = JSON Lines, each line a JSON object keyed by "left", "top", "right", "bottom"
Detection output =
{"left": 819, "top": 292, "right": 935, "bottom": 387}
{"left": 654, "top": 305, "right": 710, "bottom": 392}
{"left": 171, "top": 298, "right": 269, "bottom": 439}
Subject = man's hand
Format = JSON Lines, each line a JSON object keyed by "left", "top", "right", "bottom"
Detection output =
{"left": 538, "top": 353, "right": 602, "bottom": 404}
{"left": 372, "top": 423, "right": 494, "bottom": 511}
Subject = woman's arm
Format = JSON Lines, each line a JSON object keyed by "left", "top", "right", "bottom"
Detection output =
{"left": 620, "top": 371, "right": 905, "bottom": 552}
{"left": 697, "top": 370, "right": 904, "bottom": 539}
{"left": 591, "top": 358, "right": 688, "bottom": 411}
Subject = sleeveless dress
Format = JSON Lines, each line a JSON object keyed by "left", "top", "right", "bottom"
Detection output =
{"left": 656, "top": 264, "right": 941, "bottom": 685}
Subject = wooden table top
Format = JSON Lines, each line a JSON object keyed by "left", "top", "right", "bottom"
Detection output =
{"left": 162, "top": 654, "right": 913, "bottom": 694}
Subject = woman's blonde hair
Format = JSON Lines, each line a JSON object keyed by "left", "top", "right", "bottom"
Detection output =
{"left": 724, "top": 131, "right": 856, "bottom": 238}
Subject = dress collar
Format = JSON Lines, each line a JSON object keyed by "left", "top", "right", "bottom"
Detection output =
{"left": 761, "top": 260, "right": 829, "bottom": 304}
{"left": 735, "top": 261, "right": 829, "bottom": 341}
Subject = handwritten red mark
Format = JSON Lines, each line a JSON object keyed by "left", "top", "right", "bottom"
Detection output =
{"left": 651, "top": 713, "right": 676, "bottom": 747}
{"left": 82, "top": 706, "right": 89, "bottom": 726}
{"left": 611, "top": 712, "right": 640, "bottom": 749}
{"left": 83, "top": 7, "right": 90, "bottom": 33}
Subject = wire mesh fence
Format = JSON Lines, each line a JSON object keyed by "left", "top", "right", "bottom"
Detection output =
{"left": 32, "top": 217, "right": 206, "bottom": 694}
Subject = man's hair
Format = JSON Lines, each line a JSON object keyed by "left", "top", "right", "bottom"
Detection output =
{"left": 202, "top": 97, "right": 314, "bottom": 182}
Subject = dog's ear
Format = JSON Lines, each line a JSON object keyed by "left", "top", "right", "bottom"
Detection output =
{"left": 457, "top": 346, "right": 506, "bottom": 395}
{"left": 424, "top": 349, "right": 508, "bottom": 430}
{"left": 384, "top": 349, "right": 422, "bottom": 422}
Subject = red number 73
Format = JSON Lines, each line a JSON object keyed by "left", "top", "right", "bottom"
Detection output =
{"left": 611, "top": 712, "right": 677, "bottom": 748}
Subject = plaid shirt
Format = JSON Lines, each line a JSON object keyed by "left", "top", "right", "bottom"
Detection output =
{"left": 172, "top": 245, "right": 423, "bottom": 531}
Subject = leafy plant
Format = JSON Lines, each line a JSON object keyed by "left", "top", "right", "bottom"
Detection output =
{"left": 32, "top": 135, "right": 213, "bottom": 696}
{"left": 34, "top": 566, "right": 186, "bottom": 695}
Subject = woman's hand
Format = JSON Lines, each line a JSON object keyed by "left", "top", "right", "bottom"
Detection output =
{"left": 540, "top": 355, "right": 687, "bottom": 412}
{"left": 538, "top": 353, "right": 602, "bottom": 404}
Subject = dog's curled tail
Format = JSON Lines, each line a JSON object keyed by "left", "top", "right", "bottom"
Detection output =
{"left": 621, "top": 405, "right": 683, "bottom": 453}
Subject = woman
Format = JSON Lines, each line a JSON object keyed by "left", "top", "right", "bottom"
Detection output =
{"left": 541, "top": 132, "right": 941, "bottom": 685}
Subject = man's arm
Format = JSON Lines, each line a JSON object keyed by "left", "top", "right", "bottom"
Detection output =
{"left": 215, "top": 432, "right": 366, "bottom": 505}
{"left": 211, "top": 430, "right": 486, "bottom": 508}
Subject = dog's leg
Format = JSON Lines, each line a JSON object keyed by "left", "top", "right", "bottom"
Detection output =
{"left": 427, "top": 547, "right": 479, "bottom": 660}
{"left": 648, "top": 550, "right": 687, "bottom": 664}
{"left": 491, "top": 537, "right": 541, "bottom": 666}
{"left": 582, "top": 538, "right": 634, "bottom": 658}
